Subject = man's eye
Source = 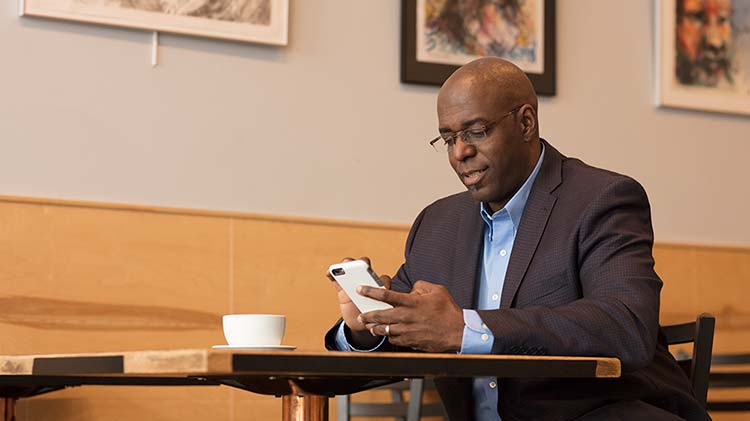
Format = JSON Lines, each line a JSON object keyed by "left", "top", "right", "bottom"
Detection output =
{"left": 464, "top": 129, "right": 488, "bottom": 140}
{"left": 687, "top": 11, "right": 705, "bottom": 23}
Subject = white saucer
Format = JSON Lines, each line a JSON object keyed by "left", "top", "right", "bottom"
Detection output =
{"left": 212, "top": 344, "right": 297, "bottom": 350}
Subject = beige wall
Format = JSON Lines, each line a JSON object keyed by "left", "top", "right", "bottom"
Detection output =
{"left": 0, "top": 1, "right": 748, "bottom": 246}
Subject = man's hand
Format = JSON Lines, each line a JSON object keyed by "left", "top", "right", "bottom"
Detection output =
{"left": 357, "top": 280, "right": 465, "bottom": 353}
{"left": 328, "top": 257, "right": 392, "bottom": 349}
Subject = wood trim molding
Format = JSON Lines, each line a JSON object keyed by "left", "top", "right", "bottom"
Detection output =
{"left": 654, "top": 241, "right": 750, "bottom": 253}
{"left": 0, "top": 195, "right": 410, "bottom": 232}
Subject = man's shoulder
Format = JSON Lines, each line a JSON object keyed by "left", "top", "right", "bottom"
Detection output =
{"left": 403, "top": 191, "right": 478, "bottom": 239}
{"left": 558, "top": 153, "right": 646, "bottom": 199}
{"left": 422, "top": 191, "right": 476, "bottom": 217}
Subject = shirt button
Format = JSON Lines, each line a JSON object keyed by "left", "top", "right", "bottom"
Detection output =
{"left": 489, "top": 381, "right": 497, "bottom": 388}
{"left": 492, "top": 293, "right": 499, "bottom": 301}
{"left": 481, "top": 333, "right": 489, "bottom": 341}
{"left": 500, "top": 249, "right": 507, "bottom": 257}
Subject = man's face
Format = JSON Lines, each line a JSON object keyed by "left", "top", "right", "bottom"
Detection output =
{"left": 676, "top": 0, "right": 733, "bottom": 85}
{"left": 702, "top": 0, "right": 732, "bottom": 77}
{"left": 437, "top": 80, "right": 533, "bottom": 212}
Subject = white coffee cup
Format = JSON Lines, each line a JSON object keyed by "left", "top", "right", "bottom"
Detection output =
{"left": 222, "top": 314, "right": 286, "bottom": 346}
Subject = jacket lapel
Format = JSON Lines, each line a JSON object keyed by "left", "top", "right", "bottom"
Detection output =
{"left": 500, "top": 141, "right": 563, "bottom": 309}
{"left": 450, "top": 199, "right": 484, "bottom": 309}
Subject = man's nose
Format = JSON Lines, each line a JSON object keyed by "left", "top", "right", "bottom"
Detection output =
{"left": 451, "top": 137, "right": 477, "bottom": 161}
{"left": 704, "top": 19, "right": 726, "bottom": 49}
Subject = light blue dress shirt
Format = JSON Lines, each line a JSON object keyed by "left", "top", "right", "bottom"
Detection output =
{"left": 460, "top": 144, "right": 545, "bottom": 420}
{"left": 335, "top": 145, "right": 546, "bottom": 420}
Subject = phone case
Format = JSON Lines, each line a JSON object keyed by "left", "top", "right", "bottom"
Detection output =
{"left": 328, "top": 260, "right": 393, "bottom": 313}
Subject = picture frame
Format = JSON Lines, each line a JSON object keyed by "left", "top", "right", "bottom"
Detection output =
{"left": 19, "top": 0, "right": 289, "bottom": 46}
{"left": 655, "top": 0, "right": 750, "bottom": 116}
{"left": 401, "top": 0, "right": 556, "bottom": 96}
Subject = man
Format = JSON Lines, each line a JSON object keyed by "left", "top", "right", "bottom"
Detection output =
{"left": 676, "top": 0, "right": 734, "bottom": 87}
{"left": 326, "top": 58, "right": 709, "bottom": 420}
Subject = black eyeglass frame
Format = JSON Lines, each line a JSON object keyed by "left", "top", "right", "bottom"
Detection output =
{"left": 429, "top": 105, "right": 524, "bottom": 152}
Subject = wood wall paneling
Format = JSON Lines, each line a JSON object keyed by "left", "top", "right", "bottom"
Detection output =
{"left": 656, "top": 244, "right": 750, "bottom": 354}
{"left": 0, "top": 199, "right": 233, "bottom": 420}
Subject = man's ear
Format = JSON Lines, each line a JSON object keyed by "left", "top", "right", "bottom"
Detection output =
{"left": 520, "top": 105, "right": 537, "bottom": 142}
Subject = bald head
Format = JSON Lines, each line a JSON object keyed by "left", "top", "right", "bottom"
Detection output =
{"left": 436, "top": 57, "right": 542, "bottom": 212}
{"left": 440, "top": 57, "right": 538, "bottom": 116}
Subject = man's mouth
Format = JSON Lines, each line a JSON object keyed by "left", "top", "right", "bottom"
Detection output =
{"left": 460, "top": 168, "right": 488, "bottom": 187}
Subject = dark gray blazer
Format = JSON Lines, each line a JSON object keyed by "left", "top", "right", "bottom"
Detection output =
{"left": 326, "top": 141, "right": 708, "bottom": 420}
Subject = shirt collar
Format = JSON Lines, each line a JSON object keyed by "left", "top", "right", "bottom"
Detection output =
{"left": 480, "top": 143, "right": 546, "bottom": 230}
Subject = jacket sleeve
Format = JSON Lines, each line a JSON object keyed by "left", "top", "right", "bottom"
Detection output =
{"left": 477, "top": 177, "right": 662, "bottom": 372}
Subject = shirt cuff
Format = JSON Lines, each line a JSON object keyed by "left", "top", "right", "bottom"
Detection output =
{"left": 459, "top": 309, "right": 494, "bottom": 354}
{"left": 334, "top": 320, "right": 386, "bottom": 352}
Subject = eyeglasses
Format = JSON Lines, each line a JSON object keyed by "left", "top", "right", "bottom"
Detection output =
{"left": 429, "top": 105, "right": 523, "bottom": 153}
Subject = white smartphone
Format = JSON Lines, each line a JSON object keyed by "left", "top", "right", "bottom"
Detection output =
{"left": 328, "top": 260, "right": 393, "bottom": 313}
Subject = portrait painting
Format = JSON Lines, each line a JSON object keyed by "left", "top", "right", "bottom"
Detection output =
{"left": 402, "top": 0, "right": 556, "bottom": 96}
{"left": 656, "top": 0, "right": 750, "bottom": 115}
{"left": 20, "top": 0, "right": 288, "bottom": 45}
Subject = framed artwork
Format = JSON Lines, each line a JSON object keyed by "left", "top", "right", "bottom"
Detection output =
{"left": 20, "top": 0, "right": 289, "bottom": 45}
{"left": 401, "top": 0, "right": 556, "bottom": 96}
{"left": 655, "top": 0, "right": 750, "bottom": 115}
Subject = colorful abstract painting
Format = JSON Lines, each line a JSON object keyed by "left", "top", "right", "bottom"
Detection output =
{"left": 402, "top": 0, "right": 555, "bottom": 95}
{"left": 657, "top": 0, "right": 750, "bottom": 115}
{"left": 417, "top": 0, "right": 544, "bottom": 74}
{"left": 21, "top": 0, "right": 288, "bottom": 45}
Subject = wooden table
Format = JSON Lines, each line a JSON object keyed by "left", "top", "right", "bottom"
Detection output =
{"left": 0, "top": 349, "right": 620, "bottom": 420}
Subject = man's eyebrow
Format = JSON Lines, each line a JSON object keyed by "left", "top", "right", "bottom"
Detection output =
{"left": 438, "top": 118, "right": 488, "bottom": 133}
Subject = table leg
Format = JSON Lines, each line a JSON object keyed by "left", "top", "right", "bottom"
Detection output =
{"left": 281, "top": 394, "right": 328, "bottom": 421}
{"left": 1, "top": 398, "right": 16, "bottom": 421}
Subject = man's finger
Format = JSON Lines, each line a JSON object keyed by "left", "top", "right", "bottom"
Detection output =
{"left": 359, "top": 305, "right": 410, "bottom": 325}
{"left": 357, "top": 285, "right": 411, "bottom": 306}
{"left": 379, "top": 274, "right": 392, "bottom": 289}
{"left": 360, "top": 310, "right": 388, "bottom": 325}
{"left": 358, "top": 256, "right": 372, "bottom": 266}
{"left": 360, "top": 322, "right": 398, "bottom": 338}
{"left": 372, "top": 323, "right": 395, "bottom": 337}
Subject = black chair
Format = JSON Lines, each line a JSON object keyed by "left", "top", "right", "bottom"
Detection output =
{"left": 336, "top": 378, "right": 446, "bottom": 421}
{"left": 706, "top": 353, "right": 750, "bottom": 412}
{"left": 662, "top": 313, "right": 716, "bottom": 408}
